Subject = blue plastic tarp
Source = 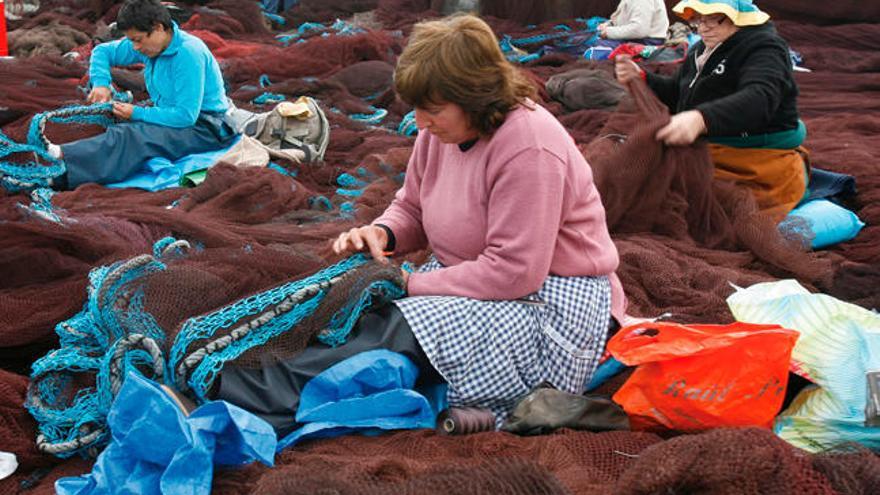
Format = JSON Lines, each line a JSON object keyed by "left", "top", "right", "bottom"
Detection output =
{"left": 276, "top": 349, "right": 447, "bottom": 451}
{"left": 106, "top": 135, "right": 241, "bottom": 191}
{"left": 56, "top": 372, "right": 276, "bottom": 495}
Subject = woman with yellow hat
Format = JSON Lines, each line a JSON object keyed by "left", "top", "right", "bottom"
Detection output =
{"left": 615, "top": 0, "right": 808, "bottom": 219}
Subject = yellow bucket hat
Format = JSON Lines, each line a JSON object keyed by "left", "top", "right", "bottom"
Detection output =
{"left": 672, "top": 0, "right": 771, "bottom": 27}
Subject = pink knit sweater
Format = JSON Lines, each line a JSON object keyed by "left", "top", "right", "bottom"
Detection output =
{"left": 375, "top": 103, "right": 626, "bottom": 320}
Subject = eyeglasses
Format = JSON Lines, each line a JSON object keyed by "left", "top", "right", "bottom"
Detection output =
{"left": 689, "top": 14, "right": 728, "bottom": 30}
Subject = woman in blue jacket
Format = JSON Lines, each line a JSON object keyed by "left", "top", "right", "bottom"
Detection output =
{"left": 47, "top": 0, "right": 235, "bottom": 189}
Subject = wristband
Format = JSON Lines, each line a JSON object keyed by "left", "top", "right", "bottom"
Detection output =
{"left": 374, "top": 223, "right": 396, "bottom": 252}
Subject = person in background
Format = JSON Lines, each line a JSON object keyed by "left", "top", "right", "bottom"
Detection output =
{"left": 597, "top": 0, "right": 670, "bottom": 48}
{"left": 46, "top": 0, "right": 235, "bottom": 189}
{"left": 615, "top": 0, "right": 808, "bottom": 219}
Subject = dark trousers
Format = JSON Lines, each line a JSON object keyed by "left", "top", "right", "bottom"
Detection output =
{"left": 806, "top": 167, "right": 856, "bottom": 204}
{"left": 60, "top": 113, "right": 235, "bottom": 188}
{"left": 214, "top": 304, "right": 441, "bottom": 436}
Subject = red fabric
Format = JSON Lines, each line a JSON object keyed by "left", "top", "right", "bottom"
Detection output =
{"left": 609, "top": 43, "right": 647, "bottom": 61}
{"left": 0, "top": 3, "right": 8, "bottom": 57}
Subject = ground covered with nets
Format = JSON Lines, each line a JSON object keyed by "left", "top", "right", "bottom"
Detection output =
{"left": 1, "top": 0, "right": 880, "bottom": 493}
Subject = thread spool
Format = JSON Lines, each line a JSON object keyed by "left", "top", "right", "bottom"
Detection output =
{"left": 437, "top": 407, "right": 495, "bottom": 435}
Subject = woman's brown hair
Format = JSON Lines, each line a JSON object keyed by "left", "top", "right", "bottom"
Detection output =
{"left": 394, "top": 14, "right": 538, "bottom": 136}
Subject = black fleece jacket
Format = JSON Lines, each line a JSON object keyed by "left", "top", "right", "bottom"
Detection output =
{"left": 646, "top": 22, "right": 800, "bottom": 138}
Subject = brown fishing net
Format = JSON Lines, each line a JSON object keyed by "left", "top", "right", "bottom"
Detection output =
{"left": 8, "top": 21, "right": 92, "bottom": 58}
{"left": 0, "top": 56, "right": 85, "bottom": 125}
{"left": 0, "top": 371, "right": 50, "bottom": 471}
{"left": 279, "top": 0, "right": 382, "bottom": 26}
{"left": 2, "top": 0, "right": 880, "bottom": 492}
{"left": 481, "top": 0, "right": 618, "bottom": 25}
{"left": 221, "top": 30, "right": 400, "bottom": 85}
{"left": 185, "top": 0, "right": 273, "bottom": 39}
{"left": 483, "top": 0, "right": 880, "bottom": 26}
{"left": 328, "top": 60, "right": 395, "bottom": 98}
{"left": 757, "top": 1, "right": 880, "bottom": 25}
{"left": 143, "top": 253, "right": 406, "bottom": 401}
{"left": 207, "top": 428, "right": 880, "bottom": 495}
{"left": 250, "top": 457, "right": 571, "bottom": 495}
{"left": 611, "top": 428, "right": 874, "bottom": 495}
{"left": 583, "top": 82, "right": 845, "bottom": 321}
{"left": 229, "top": 260, "right": 405, "bottom": 369}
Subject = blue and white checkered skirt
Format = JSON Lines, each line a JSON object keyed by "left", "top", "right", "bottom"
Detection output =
{"left": 395, "top": 257, "right": 612, "bottom": 427}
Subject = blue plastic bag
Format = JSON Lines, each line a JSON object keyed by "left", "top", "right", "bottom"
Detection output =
{"left": 276, "top": 350, "right": 446, "bottom": 451}
{"left": 585, "top": 356, "right": 627, "bottom": 391}
{"left": 784, "top": 198, "right": 865, "bottom": 249}
{"left": 56, "top": 372, "right": 276, "bottom": 495}
{"left": 583, "top": 46, "right": 613, "bottom": 60}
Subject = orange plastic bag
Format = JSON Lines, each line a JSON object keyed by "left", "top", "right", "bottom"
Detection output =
{"left": 607, "top": 321, "right": 799, "bottom": 431}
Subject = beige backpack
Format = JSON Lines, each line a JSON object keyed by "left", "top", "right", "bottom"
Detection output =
{"left": 227, "top": 96, "right": 330, "bottom": 164}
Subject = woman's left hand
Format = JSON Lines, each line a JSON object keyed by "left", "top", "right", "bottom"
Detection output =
{"left": 598, "top": 22, "right": 608, "bottom": 38}
{"left": 112, "top": 102, "right": 134, "bottom": 120}
{"left": 655, "top": 110, "right": 707, "bottom": 146}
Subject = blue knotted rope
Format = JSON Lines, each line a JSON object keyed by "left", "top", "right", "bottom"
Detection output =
{"left": 1, "top": 103, "right": 115, "bottom": 191}
{"left": 26, "top": 237, "right": 182, "bottom": 458}
{"left": 252, "top": 92, "right": 286, "bottom": 105}
{"left": 168, "top": 253, "right": 406, "bottom": 401}
{"left": 276, "top": 19, "right": 365, "bottom": 46}
{"left": 27, "top": 240, "right": 404, "bottom": 457}
{"left": 397, "top": 110, "right": 418, "bottom": 137}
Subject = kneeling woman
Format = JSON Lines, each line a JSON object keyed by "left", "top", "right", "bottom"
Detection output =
{"left": 333, "top": 14, "right": 625, "bottom": 426}
{"left": 616, "top": 0, "right": 808, "bottom": 219}
{"left": 215, "top": 14, "right": 624, "bottom": 434}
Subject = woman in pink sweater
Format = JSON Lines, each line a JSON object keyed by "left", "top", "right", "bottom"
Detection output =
{"left": 333, "top": 14, "right": 624, "bottom": 426}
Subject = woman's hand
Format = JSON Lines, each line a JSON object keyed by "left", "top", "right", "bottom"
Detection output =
{"left": 655, "top": 110, "right": 707, "bottom": 146}
{"left": 598, "top": 22, "right": 609, "bottom": 38}
{"left": 401, "top": 268, "right": 409, "bottom": 292}
{"left": 332, "top": 225, "right": 390, "bottom": 262}
{"left": 88, "top": 86, "right": 112, "bottom": 104}
{"left": 112, "top": 102, "right": 134, "bottom": 120}
{"left": 614, "top": 55, "right": 643, "bottom": 84}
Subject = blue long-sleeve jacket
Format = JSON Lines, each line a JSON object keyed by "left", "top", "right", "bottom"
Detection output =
{"left": 89, "top": 23, "right": 228, "bottom": 128}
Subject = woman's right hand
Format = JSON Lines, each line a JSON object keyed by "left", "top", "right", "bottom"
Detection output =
{"left": 332, "top": 225, "right": 390, "bottom": 262}
{"left": 614, "top": 55, "right": 643, "bottom": 85}
{"left": 88, "top": 86, "right": 112, "bottom": 104}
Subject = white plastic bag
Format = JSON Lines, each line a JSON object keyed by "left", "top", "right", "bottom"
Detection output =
{"left": 0, "top": 451, "right": 18, "bottom": 480}
{"left": 727, "top": 280, "right": 880, "bottom": 452}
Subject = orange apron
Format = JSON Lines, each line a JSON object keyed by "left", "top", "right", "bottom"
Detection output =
{"left": 709, "top": 144, "right": 810, "bottom": 221}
